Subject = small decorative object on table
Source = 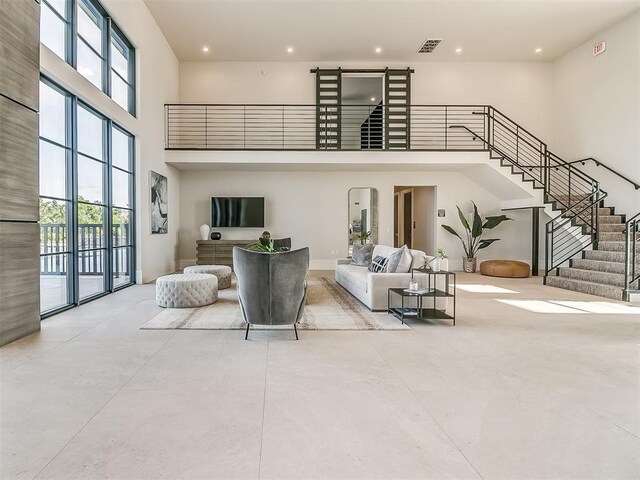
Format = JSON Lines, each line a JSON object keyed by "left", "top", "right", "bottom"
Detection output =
{"left": 429, "top": 248, "right": 447, "bottom": 272}
{"left": 408, "top": 279, "right": 418, "bottom": 291}
{"left": 442, "top": 202, "right": 512, "bottom": 273}
{"left": 210, "top": 231, "right": 222, "bottom": 240}
{"left": 199, "top": 224, "right": 210, "bottom": 241}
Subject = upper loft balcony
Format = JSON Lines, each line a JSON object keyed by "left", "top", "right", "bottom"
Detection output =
{"left": 165, "top": 104, "right": 510, "bottom": 152}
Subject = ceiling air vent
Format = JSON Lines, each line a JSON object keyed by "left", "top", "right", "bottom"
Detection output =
{"left": 417, "top": 38, "right": 442, "bottom": 54}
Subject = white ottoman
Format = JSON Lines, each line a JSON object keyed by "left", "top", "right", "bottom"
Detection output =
{"left": 183, "top": 265, "right": 233, "bottom": 289}
{"left": 156, "top": 273, "right": 218, "bottom": 308}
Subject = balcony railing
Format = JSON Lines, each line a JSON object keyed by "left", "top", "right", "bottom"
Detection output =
{"left": 164, "top": 104, "right": 488, "bottom": 151}
{"left": 40, "top": 223, "right": 130, "bottom": 276}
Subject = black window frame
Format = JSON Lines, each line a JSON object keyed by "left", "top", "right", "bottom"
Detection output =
{"left": 39, "top": 76, "right": 137, "bottom": 319}
{"left": 40, "top": 0, "right": 136, "bottom": 116}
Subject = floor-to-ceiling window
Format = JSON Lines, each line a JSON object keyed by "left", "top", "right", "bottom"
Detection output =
{"left": 40, "top": 0, "right": 136, "bottom": 115}
{"left": 39, "top": 78, "right": 135, "bottom": 317}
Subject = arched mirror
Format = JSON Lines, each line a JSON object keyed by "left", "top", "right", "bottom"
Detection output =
{"left": 348, "top": 187, "right": 378, "bottom": 256}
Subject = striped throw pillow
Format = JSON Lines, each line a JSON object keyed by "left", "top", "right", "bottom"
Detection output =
{"left": 368, "top": 255, "right": 388, "bottom": 273}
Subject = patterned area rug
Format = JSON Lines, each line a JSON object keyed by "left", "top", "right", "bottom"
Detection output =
{"left": 141, "top": 276, "right": 409, "bottom": 331}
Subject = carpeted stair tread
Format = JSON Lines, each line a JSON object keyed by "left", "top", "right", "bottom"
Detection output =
{"left": 571, "top": 258, "right": 626, "bottom": 274}
{"left": 600, "top": 223, "right": 626, "bottom": 232}
{"left": 584, "top": 250, "right": 626, "bottom": 263}
{"left": 558, "top": 267, "right": 625, "bottom": 287}
{"left": 546, "top": 275, "right": 623, "bottom": 301}
{"left": 599, "top": 215, "right": 624, "bottom": 224}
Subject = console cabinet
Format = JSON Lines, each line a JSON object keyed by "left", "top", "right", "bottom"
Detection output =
{"left": 196, "top": 240, "right": 253, "bottom": 270}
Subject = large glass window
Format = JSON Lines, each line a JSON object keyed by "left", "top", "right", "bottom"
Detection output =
{"left": 40, "top": 0, "right": 69, "bottom": 60}
{"left": 39, "top": 78, "right": 136, "bottom": 317}
{"left": 39, "top": 0, "right": 136, "bottom": 115}
{"left": 39, "top": 81, "right": 72, "bottom": 314}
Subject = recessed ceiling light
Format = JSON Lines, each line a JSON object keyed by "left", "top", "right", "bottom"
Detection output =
{"left": 455, "top": 47, "right": 463, "bottom": 54}
{"left": 287, "top": 46, "right": 294, "bottom": 53}
{"left": 535, "top": 47, "right": 543, "bottom": 54}
{"left": 202, "top": 46, "right": 209, "bottom": 53}
{"left": 375, "top": 47, "right": 382, "bottom": 54}
{"left": 370, "top": 97, "right": 376, "bottom": 102}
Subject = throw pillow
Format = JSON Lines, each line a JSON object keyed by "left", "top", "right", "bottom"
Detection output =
{"left": 350, "top": 243, "right": 375, "bottom": 267}
{"left": 368, "top": 255, "right": 389, "bottom": 273}
{"left": 386, "top": 245, "right": 413, "bottom": 273}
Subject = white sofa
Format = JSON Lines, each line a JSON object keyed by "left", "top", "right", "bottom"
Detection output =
{"left": 335, "top": 245, "right": 437, "bottom": 311}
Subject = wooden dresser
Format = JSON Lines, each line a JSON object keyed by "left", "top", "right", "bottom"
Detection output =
{"left": 196, "top": 240, "right": 253, "bottom": 270}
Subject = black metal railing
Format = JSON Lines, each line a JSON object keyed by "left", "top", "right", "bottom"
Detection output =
{"left": 165, "top": 104, "right": 488, "bottom": 151}
{"left": 624, "top": 212, "right": 640, "bottom": 300}
{"left": 40, "top": 223, "right": 130, "bottom": 275}
{"left": 165, "top": 102, "right": 621, "bottom": 283}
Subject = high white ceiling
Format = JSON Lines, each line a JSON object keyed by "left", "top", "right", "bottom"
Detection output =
{"left": 144, "top": 0, "right": 640, "bottom": 62}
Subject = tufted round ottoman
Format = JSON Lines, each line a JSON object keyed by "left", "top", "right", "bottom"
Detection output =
{"left": 183, "top": 264, "right": 233, "bottom": 289}
{"left": 156, "top": 273, "right": 218, "bottom": 308}
{"left": 480, "top": 260, "right": 530, "bottom": 278}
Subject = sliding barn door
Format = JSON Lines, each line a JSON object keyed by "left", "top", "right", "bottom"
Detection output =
{"left": 384, "top": 68, "right": 411, "bottom": 149}
{"left": 315, "top": 68, "right": 342, "bottom": 149}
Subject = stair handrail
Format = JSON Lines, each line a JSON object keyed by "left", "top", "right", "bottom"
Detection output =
{"left": 624, "top": 211, "right": 640, "bottom": 300}
{"left": 574, "top": 157, "right": 640, "bottom": 191}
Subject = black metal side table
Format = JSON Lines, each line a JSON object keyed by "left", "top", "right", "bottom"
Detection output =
{"left": 387, "top": 269, "right": 456, "bottom": 325}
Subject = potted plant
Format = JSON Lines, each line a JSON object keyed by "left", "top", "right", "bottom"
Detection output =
{"left": 442, "top": 203, "right": 512, "bottom": 273}
{"left": 429, "top": 248, "right": 447, "bottom": 272}
{"left": 259, "top": 230, "right": 272, "bottom": 246}
{"left": 357, "top": 230, "right": 371, "bottom": 245}
{"left": 249, "top": 237, "right": 290, "bottom": 253}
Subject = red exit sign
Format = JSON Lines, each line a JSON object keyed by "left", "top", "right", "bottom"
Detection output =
{"left": 593, "top": 41, "right": 607, "bottom": 56}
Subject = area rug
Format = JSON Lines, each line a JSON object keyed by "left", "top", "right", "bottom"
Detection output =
{"left": 141, "top": 276, "right": 409, "bottom": 331}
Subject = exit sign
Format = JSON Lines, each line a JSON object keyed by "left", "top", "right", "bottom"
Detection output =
{"left": 593, "top": 41, "right": 607, "bottom": 56}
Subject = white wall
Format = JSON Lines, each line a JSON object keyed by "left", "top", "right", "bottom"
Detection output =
{"left": 178, "top": 169, "right": 535, "bottom": 270}
{"left": 40, "top": 0, "right": 180, "bottom": 283}
{"left": 179, "top": 61, "right": 554, "bottom": 141}
{"left": 552, "top": 11, "right": 640, "bottom": 215}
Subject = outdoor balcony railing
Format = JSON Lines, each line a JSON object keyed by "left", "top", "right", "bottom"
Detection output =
{"left": 40, "top": 223, "right": 130, "bottom": 276}
{"left": 164, "top": 104, "right": 489, "bottom": 151}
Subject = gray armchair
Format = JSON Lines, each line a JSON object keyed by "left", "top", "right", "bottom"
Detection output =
{"left": 233, "top": 246, "right": 309, "bottom": 340}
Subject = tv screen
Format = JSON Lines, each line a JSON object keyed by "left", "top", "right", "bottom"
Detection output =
{"left": 211, "top": 197, "right": 265, "bottom": 228}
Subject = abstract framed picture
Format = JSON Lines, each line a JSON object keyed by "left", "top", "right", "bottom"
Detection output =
{"left": 150, "top": 170, "right": 168, "bottom": 234}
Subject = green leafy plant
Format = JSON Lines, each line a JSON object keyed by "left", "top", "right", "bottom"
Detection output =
{"left": 442, "top": 202, "right": 512, "bottom": 258}
{"left": 357, "top": 230, "right": 371, "bottom": 245}
{"left": 248, "top": 238, "right": 290, "bottom": 253}
{"left": 436, "top": 248, "right": 447, "bottom": 259}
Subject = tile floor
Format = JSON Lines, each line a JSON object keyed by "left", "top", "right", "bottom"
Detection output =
{"left": 1, "top": 272, "right": 639, "bottom": 479}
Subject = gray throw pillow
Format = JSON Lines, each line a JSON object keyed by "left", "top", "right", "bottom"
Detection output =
{"left": 350, "top": 243, "right": 374, "bottom": 266}
{"left": 386, "top": 245, "right": 410, "bottom": 273}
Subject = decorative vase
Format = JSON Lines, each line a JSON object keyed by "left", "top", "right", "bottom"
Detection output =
{"left": 431, "top": 258, "right": 441, "bottom": 272}
{"left": 463, "top": 257, "right": 477, "bottom": 273}
{"left": 199, "top": 224, "right": 210, "bottom": 241}
{"left": 210, "top": 231, "right": 221, "bottom": 240}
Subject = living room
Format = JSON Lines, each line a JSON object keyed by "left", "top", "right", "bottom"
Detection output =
{"left": 1, "top": 1, "right": 640, "bottom": 478}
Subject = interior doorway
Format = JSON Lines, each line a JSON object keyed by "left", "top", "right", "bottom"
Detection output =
{"left": 394, "top": 186, "right": 436, "bottom": 254}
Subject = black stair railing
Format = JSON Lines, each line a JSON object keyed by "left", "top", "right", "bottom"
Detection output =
{"left": 165, "top": 102, "right": 623, "bottom": 284}
{"left": 451, "top": 107, "right": 604, "bottom": 276}
{"left": 624, "top": 212, "right": 640, "bottom": 300}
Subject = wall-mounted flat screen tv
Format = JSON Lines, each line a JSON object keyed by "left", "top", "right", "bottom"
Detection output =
{"left": 211, "top": 197, "right": 265, "bottom": 228}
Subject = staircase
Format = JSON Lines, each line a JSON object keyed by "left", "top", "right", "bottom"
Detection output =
{"left": 452, "top": 107, "right": 640, "bottom": 302}
{"left": 546, "top": 206, "right": 640, "bottom": 300}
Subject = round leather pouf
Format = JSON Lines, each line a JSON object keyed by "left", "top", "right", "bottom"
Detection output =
{"left": 156, "top": 273, "right": 218, "bottom": 308}
{"left": 183, "top": 264, "right": 233, "bottom": 289}
{"left": 480, "top": 260, "right": 530, "bottom": 278}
